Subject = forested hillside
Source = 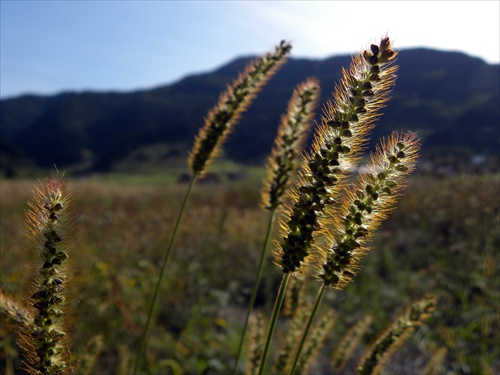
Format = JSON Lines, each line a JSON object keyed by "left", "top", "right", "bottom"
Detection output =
{"left": 1, "top": 48, "right": 498, "bottom": 176}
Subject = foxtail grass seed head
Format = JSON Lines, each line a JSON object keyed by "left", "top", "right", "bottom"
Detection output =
{"left": 22, "top": 174, "right": 74, "bottom": 375}
{"left": 318, "top": 131, "right": 420, "bottom": 289}
{"left": 262, "top": 78, "right": 320, "bottom": 211}
{"left": 357, "top": 295, "right": 437, "bottom": 375}
{"left": 275, "top": 37, "right": 398, "bottom": 274}
{"left": 189, "top": 40, "right": 292, "bottom": 176}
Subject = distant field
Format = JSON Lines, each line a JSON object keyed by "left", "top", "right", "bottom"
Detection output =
{"left": 1, "top": 172, "right": 498, "bottom": 374}
{"left": 80, "top": 158, "right": 268, "bottom": 185}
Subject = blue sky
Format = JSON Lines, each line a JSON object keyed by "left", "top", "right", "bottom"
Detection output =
{"left": 1, "top": 1, "right": 499, "bottom": 99}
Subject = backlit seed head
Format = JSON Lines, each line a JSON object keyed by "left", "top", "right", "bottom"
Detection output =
{"left": 23, "top": 173, "right": 74, "bottom": 374}
{"left": 189, "top": 41, "right": 292, "bottom": 176}
{"left": 275, "top": 37, "right": 398, "bottom": 275}
{"left": 262, "top": 78, "right": 320, "bottom": 211}
{"left": 317, "top": 131, "right": 420, "bottom": 289}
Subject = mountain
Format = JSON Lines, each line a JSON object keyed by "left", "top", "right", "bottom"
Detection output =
{"left": 1, "top": 48, "right": 499, "bottom": 176}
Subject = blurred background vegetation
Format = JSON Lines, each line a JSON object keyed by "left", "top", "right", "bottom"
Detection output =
{"left": 1, "top": 170, "right": 498, "bottom": 374}
{"left": 0, "top": 47, "right": 499, "bottom": 374}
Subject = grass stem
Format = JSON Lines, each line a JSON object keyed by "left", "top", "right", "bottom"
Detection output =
{"left": 233, "top": 208, "right": 277, "bottom": 374}
{"left": 133, "top": 176, "right": 196, "bottom": 374}
{"left": 257, "top": 272, "right": 291, "bottom": 375}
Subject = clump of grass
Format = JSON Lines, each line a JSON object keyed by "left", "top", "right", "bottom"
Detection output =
{"left": 288, "top": 131, "right": 421, "bottom": 374}
{"left": 257, "top": 36, "right": 398, "bottom": 374}
{"left": 276, "top": 36, "right": 397, "bottom": 276}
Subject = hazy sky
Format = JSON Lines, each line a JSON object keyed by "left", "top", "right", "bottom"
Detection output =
{"left": 1, "top": 1, "right": 499, "bottom": 99}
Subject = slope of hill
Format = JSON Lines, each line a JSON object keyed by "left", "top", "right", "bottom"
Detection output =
{"left": 1, "top": 48, "right": 498, "bottom": 175}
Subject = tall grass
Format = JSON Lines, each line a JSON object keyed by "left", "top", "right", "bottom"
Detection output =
{"left": 1, "top": 37, "right": 499, "bottom": 375}
{"left": 1, "top": 174, "right": 498, "bottom": 373}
